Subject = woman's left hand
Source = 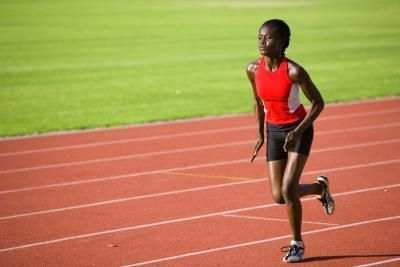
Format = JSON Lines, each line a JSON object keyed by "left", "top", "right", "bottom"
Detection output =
{"left": 283, "top": 130, "right": 299, "bottom": 152}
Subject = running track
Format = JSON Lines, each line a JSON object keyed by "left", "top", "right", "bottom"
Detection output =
{"left": 0, "top": 98, "right": 399, "bottom": 266}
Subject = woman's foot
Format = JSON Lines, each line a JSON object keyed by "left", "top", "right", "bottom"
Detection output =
{"left": 282, "top": 240, "right": 305, "bottom": 263}
{"left": 316, "top": 176, "right": 335, "bottom": 215}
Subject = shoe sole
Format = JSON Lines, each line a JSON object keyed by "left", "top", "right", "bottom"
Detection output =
{"left": 283, "top": 256, "right": 304, "bottom": 263}
{"left": 316, "top": 176, "right": 335, "bottom": 215}
{"left": 283, "top": 248, "right": 305, "bottom": 263}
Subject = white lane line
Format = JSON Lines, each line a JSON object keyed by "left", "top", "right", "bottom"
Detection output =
{"left": 303, "top": 159, "right": 400, "bottom": 177}
{"left": 0, "top": 125, "right": 255, "bottom": 157}
{"left": 0, "top": 158, "right": 399, "bottom": 220}
{"left": 318, "top": 108, "right": 400, "bottom": 121}
{"left": 1, "top": 139, "right": 399, "bottom": 196}
{"left": 0, "top": 96, "right": 397, "bottom": 142}
{"left": 1, "top": 121, "right": 400, "bottom": 158}
{"left": 0, "top": 178, "right": 267, "bottom": 221}
{"left": 1, "top": 107, "right": 399, "bottom": 157}
{"left": 0, "top": 158, "right": 252, "bottom": 194}
{"left": 318, "top": 122, "right": 400, "bottom": 136}
{"left": 222, "top": 214, "right": 339, "bottom": 226}
{"left": 1, "top": 127, "right": 400, "bottom": 175}
{"left": 0, "top": 113, "right": 251, "bottom": 142}
{"left": 312, "top": 139, "right": 400, "bottom": 153}
{"left": 1, "top": 183, "right": 399, "bottom": 253}
{"left": 324, "top": 96, "right": 399, "bottom": 107}
{"left": 123, "top": 215, "right": 400, "bottom": 267}
{"left": 0, "top": 140, "right": 253, "bottom": 174}
{"left": 354, "top": 257, "right": 400, "bottom": 267}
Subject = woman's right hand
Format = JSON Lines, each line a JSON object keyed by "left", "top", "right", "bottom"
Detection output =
{"left": 250, "top": 136, "right": 264, "bottom": 163}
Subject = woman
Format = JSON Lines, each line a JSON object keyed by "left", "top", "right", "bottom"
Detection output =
{"left": 246, "top": 19, "right": 335, "bottom": 263}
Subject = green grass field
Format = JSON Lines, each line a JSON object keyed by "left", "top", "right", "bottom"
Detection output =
{"left": 0, "top": 0, "right": 399, "bottom": 137}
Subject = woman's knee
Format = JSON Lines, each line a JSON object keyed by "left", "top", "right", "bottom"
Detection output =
{"left": 271, "top": 191, "right": 285, "bottom": 204}
{"left": 282, "top": 184, "right": 298, "bottom": 202}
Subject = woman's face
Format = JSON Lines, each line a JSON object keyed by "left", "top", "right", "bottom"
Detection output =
{"left": 258, "top": 25, "right": 284, "bottom": 57}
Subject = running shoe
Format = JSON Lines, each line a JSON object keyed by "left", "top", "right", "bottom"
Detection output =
{"left": 282, "top": 240, "right": 305, "bottom": 263}
{"left": 316, "top": 176, "right": 335, "bottom": 215}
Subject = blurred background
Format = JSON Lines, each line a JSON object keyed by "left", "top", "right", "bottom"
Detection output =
{"left": 0, "top": 0, "right": 399, "bottom": 136}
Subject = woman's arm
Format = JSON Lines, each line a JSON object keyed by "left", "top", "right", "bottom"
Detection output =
{"left": 284, "top": 60, "right": 325, "bottom": 151}
{"left": 246, "top": 59, "right": 265, "bottom": 162}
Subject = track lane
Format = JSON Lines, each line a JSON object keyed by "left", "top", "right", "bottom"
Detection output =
{"left": 1, "top": 186, "right": 398, "bottom": 266}
{"left": 1, "top": 98, "right": 399, "bottom": 266}
{"left": 135, "top": 219, "right": 399, "bottom": 267}
{"left": 0, "top": 158, "right": 398, "bottom": 250}
{"left": 0, "top": 120, "right": 399, "bottom": 190}
{"left": 0, "top": 136, "right": 399, "bottom": 217}
{"left": 0, "top": 109, "right": 399, "bottom": 171}
{"left": 0, "top": 115, "right": 254, "bottom": 153}
{"left": 0, "top": 149, "right": 399, "bottom": 220}
{"left": 0, "top": 131, "right": 400, "bottom": 216}
{"left": 0, "top": 98, "right": 398, "bottom": 154}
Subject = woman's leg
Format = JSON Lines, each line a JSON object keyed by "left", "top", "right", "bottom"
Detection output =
{"left": 267, "top": 159, "right": 287, "bottom": 204}
{"left": 280, "top": 151, "right": 326, "bottom": 241}
{"left": 281, "top": 152, "right": 309, "bottom": 241}
{"left": 267, "top": 157, "right": 323, "bottom": 205}
{"left": 298, "top": 182, "right": 323, "bottom": 198}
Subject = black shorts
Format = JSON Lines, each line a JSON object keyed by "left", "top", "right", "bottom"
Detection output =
{"left": 266, "top": 119, "right": 314, "bottom": 161}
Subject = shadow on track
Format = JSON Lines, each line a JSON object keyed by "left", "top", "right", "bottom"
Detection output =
{"left": 302, "top": 254, "right": 400, "bottom": 263}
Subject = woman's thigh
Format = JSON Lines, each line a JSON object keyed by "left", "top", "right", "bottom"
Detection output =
{"left": 282, "top": 152, "right": 308, "bottom": 195}
{"left": 268, "top": 159, "right": 287, "bottom": 203}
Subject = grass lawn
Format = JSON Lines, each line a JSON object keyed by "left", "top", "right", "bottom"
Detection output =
{"left": 0, "top": 0, "right": 399, "bottom": 136}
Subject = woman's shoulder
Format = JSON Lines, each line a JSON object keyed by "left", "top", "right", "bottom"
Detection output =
{"left": 246, "top": 58, "right": 261, "bottom": 76}
{"left": 286, "top": 57, "right": 307, "bottom": 82}
{"left": 286, "top": 57, "right": 302, "bottom": 71}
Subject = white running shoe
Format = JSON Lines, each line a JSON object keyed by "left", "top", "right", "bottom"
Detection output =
{"left": 282, "top": 240, "right": 305, "bottom": 263}
{"left": 316, "top": 176, "right": 335, "bottom": 215}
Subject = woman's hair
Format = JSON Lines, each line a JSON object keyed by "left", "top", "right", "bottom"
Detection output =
{"left": 259, "top": 19, "right": 291, "bottom": 55}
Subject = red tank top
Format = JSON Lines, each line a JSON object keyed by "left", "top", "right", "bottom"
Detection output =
{"left": 255, "top": 57, "right": 307, "bottom": 125}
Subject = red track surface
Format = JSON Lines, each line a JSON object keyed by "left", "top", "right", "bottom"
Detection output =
{"left": 0, "top": 98, "right": 399, "bottom": 267}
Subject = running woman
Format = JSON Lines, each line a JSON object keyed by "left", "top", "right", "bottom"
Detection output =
{"left": 246, "top": 19, "right": 335, "bottom": 263}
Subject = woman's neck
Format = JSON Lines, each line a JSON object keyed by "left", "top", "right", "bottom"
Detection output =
{"left": 264, "top": 55, "right": 284, "bottom": 72}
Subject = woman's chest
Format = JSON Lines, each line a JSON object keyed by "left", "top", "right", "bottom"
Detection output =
{"left": 255, "top": 71, "right": 293, "bottom": 101}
